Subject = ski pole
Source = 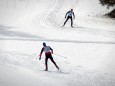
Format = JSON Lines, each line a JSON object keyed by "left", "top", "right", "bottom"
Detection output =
{"left": 58, "top": 17, "right": 65, "bottom": 26}
{"left": 53, "top": 53, "right": 67, "bottom": 58}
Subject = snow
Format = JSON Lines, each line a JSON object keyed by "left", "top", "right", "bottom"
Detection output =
{"left": 0, "top": 0, "right": 115, "bottom": 86}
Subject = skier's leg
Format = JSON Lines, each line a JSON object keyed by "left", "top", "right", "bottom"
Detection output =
{"left": 45, "top": 56, "right": 48, "bottom": 71}
{"left": 70, "top": 17, "right": 73, "bottom": 27}
{"left": 50, "top": 54, "right": 59, "bottom": 70}
{"left": 63, "top": 17, "right": 69, "bottom": 26}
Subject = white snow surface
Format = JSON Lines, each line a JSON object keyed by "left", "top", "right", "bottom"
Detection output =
{"left": 0, "top": 0, "right": 115, "bottom": 86}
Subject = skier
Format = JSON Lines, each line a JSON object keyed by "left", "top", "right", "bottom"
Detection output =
{"left": 62, "top": 9, "right": 75, "bottom": 27}
{"left": 39, "top": 42, "right": 59, "bottom": 71}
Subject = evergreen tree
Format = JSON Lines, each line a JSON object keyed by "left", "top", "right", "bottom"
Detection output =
{"left": 100, "top": 0, "right": 115, "bottom": 7}
{"left": 99, "top": 0, "right": 115, "bottom": 18}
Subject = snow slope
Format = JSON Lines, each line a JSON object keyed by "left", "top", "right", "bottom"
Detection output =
{"left": 0, "top": 0, "right": 115, "bottom": 86}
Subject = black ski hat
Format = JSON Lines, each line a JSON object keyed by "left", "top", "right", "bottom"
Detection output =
{"left": 43, "top": 42, "right": 46, "bottom": 46}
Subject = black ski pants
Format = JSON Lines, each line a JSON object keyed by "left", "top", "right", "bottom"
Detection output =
{"left": 45, "top": 54, "right": 59, "bottom": 70}
{"left": 63, "top": 16, "right": 73, "bottom": 27}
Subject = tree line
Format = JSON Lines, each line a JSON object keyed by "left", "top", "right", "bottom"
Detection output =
{"left": 99, "top": 0, "right": 115, "bottom": 18}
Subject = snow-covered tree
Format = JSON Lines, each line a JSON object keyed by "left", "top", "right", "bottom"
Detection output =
{"left": 99, "top": 0, "right": 115, "bottom": 18}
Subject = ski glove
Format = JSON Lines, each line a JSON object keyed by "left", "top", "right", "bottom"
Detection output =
{"left": 39, "top": 57, "right": 41, "bottom": 60}
{"left": 39, "top": 54, "right": 42, "bottom": 60}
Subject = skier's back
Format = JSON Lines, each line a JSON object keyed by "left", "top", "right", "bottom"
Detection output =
{"left": 63, "top": 9, "right": 75, "bottom": 27}
{"left": 39, "top": 42, "right": 59, "bottom": 71}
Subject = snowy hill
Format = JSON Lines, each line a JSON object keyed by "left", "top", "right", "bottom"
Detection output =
{"left": 0, "top": 0, "right": 115, "bottom": 86}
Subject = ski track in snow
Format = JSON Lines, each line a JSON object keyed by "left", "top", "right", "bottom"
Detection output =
{"left": 38, "top": 0, "right": 57, "bottom": 26}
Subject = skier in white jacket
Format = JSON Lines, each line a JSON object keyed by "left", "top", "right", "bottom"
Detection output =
{"left": 39, "top": 42, "right": 59, "bottom": 71}
{"left": 63, "top": 9, "right": 75, "bottom": 27}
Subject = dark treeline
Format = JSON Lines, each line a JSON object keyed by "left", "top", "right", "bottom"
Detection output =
{"left": 99, "top": 0, "right": 115, "bottom": 18}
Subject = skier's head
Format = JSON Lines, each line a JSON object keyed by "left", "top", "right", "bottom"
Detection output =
{"left": 71, "top": 9, "right": 73, "bottom": 11}
{"left": 43, "top": 42, "right": 46, "bottom": 47}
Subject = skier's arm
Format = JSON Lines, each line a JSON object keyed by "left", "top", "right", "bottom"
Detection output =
{"left": 73, "top": 12, "right": 75, "bottom": 19}
{"left": 65, "top": 11, "right": 69, "bottom": 18}
{"left": 39, "top": 48, "right": 44, "bottom": 60}
{"left": 49, "top": 46, "right": 53, "bottom": 54}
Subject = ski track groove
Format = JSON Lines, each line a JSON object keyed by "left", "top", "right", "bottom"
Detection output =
{"left": 39, "top": 0, "right": 57, "bottom": 26}
{"left": 39, "top": 0, "right": 67, "bottom": 29}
